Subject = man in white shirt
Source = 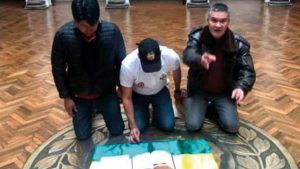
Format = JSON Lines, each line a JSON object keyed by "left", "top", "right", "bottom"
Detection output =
{"left": 120, "top": 38, "right": 183, "bottom": 143}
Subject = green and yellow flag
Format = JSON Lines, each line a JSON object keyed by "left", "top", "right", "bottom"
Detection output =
{"left": 90, "top": 139, "right": 218, "bottom": 169}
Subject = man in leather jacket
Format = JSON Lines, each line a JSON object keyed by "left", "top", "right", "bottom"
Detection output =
{"left": 51, "top": 0, "right": 125, "bottom": 140}
{"left": 183, "top": 3, "right": 256, "bottom": 133}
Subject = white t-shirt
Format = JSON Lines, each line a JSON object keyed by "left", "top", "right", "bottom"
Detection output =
{"left": 120, "top": 46, "right": 180, "bottom": 95}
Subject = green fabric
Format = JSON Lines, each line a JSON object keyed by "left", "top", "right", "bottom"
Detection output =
{"left": 92, "top": 139, "right": 212, "bottom": 161}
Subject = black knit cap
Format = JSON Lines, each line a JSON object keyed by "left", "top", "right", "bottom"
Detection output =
{"left": 138, "top": 38, "right": 161, "bottom": 73}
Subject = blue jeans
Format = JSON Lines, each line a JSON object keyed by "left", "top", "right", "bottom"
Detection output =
{"left": 72, "top": 92, "right": 124, "bottom": 140}
{"left": 184, "top": 90, "right": 239, "bottom": 133}
{"left": 132, "top": 87, "right": 175, "bottom": 132}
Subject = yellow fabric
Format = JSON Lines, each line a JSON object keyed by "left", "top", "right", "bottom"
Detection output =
{"left": 180, "top": 154, "right": 218, "bottom": 169}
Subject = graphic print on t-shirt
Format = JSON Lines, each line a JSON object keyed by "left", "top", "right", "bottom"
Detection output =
{"left": 137, "top": 82, "right": 144, "bottom": 88}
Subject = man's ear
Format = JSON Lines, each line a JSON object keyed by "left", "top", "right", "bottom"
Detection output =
{"left": 206, "top": 16, "right": 210, "bottom": 23}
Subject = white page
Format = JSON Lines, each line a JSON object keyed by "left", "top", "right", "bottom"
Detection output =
{"left": 151, "top": 150, "right": 175, "bottom": 169}
{"left": 132, "top": 152, "right": 153, "bottom": 169}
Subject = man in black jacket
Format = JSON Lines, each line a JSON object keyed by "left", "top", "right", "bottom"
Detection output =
{"left": 183, "top": 3, "right": 256, "bottom": 133}
{"left": 51, "top": 0, "right": 125, "bottom": 140}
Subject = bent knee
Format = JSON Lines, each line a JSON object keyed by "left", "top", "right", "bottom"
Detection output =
{"left": 76, "top": 135, "right": 91, "bottom": 141}
{"left": 158, "top": 121, "right": 175, "bottom": 132}
{"left": 221, "top": 123, "right": 239, "bottom": 134}
{"left": 75, "top": 131, "right": 91, "bottom": 141}
{"left": 109, "top": 124, "right": 124, "bottom": 136}
{"left": 186, "top": 122, "right": 202, "bottom": 132}
{"left": 74, "top": 124, "right": 92, "bottom": 141}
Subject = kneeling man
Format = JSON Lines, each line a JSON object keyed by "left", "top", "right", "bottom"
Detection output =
{"left": 121, "top": 38, "right": 183, "bottom": 143}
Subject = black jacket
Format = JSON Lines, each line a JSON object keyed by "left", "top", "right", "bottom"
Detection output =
{"left": 51, "top": 21, "right": 126, "bottom": 98}
{"left": 183, "top": 26, "right": 256, "bottom": 96}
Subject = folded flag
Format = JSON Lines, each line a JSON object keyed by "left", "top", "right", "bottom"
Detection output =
{"left": 90, "top": 139, "right": 218, "bottom": 169}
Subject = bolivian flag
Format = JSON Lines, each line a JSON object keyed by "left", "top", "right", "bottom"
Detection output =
{"left": 90, "top": 139, "right": 218, "bottom": 169}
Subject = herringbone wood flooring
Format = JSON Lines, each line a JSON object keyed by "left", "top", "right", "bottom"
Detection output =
{"left": 0, "top": 0, "right": 300, "bottom": 168}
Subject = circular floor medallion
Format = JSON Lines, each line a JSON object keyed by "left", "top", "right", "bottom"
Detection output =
{"left": 24, "top": 115, "right": 297, "bottom": 169}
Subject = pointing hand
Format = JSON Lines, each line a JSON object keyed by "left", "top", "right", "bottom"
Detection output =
{"left": 199, "top": 52, "right": 216, "bottom": 70}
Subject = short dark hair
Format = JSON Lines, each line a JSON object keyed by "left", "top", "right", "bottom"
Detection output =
{"left": 71, "top": 0, "right": 100, "bottom": 26}
{"left": 208, "top": 3, "right": 230, "bottom": 18}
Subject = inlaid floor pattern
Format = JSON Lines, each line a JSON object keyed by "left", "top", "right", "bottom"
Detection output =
{"left": 0, "top": 0, "right": 300, "bottom": 168}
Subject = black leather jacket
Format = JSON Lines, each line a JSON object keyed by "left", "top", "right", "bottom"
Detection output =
{"left": 183, "top": 27, "right": 256, "bottom": 96}
{"left": 51, "top": 21, "right": 126, "bottom": 98}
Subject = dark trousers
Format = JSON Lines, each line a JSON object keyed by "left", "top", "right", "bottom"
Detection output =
{"left": 132, "top": 87, "right": 175, "bottom": 132}
{"left": 72, "top": 92, "right": 124, "bottom": 140}
{"left": 184, "top": 90, "right": 239, "bottom": 133}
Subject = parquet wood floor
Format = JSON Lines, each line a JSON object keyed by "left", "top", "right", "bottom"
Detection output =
{"left": 0, "top": 0, "right": 300, "bottom": 168}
